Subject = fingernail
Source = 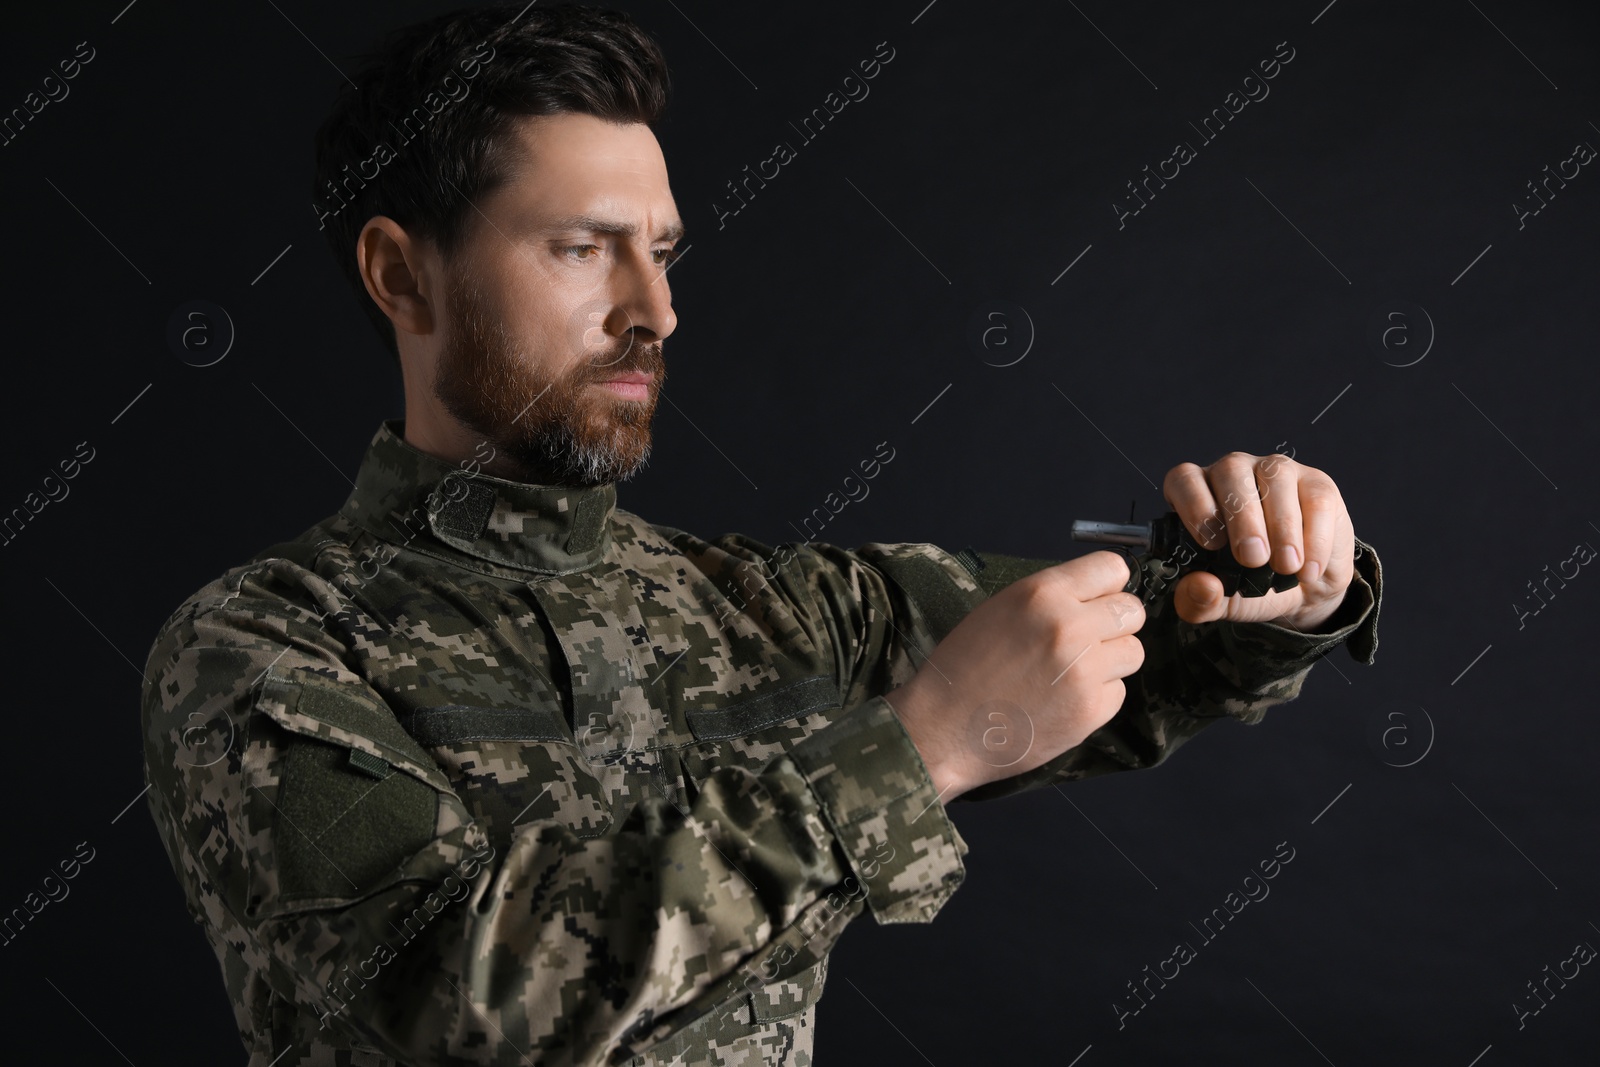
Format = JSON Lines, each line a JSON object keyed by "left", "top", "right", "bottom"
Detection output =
{"left": 1303, "top": 560, "right": 1321, "bottom": 584}
{"left": 1282, "top": 544, "right": 1300, "bottom": 571}
{"left": 1238, "top": 536, "right": 1267, "bottom": 566}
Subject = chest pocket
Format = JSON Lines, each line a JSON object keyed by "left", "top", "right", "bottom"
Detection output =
{"left": 746, "top": 955, "right": 829, "bottom": 1022}
{"left": 632, "top": 957, "right": 828, "bottom": 1066}
{"left": 399, "top": 703, "right": 615, "bottom": 850}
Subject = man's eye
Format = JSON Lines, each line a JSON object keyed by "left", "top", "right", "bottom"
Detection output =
{"left": 653, "top": 247, "right": 681, "bottom": 266}
{"left": 560, "top": 244, "right": 600, "bottom": 260}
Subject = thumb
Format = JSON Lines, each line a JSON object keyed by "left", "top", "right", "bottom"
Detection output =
{"left": 1176, "top": 572, "right": 1225, "bottom": 623}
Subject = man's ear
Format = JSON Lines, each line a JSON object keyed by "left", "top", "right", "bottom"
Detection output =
{"left": 357, "top": 216, "right": 439, "bottom": 341}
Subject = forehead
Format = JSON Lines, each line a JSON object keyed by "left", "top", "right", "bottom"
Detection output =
{"left": 487, "top": 112, "right": 679, "bottom": 230}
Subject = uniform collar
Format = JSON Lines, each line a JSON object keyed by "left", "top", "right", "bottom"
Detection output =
{"left": 338, "top": 419, "right": 616, "bottom": 575}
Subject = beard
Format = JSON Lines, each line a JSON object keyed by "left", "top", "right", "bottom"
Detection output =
{"left": 432, "top": 270, "right": 666, "bottom": 488}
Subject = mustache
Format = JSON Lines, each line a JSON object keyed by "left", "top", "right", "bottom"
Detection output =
{"left": 586, "top": 338, "right": 664, "bottom": 378}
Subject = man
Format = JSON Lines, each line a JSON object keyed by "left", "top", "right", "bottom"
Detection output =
{"left": 141, "top": 4, "right": 1382, "bottom": 1065}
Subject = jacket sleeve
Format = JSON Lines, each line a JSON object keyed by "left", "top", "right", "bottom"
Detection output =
{"left": 939, "top": 536, "right": 1385, "bottom": 801}
{"left": 675, "top": 531, "right": 1376, "bottom": 806}
{"left": 666, "top": 529, "right": 1381, "bottom": 804}
{"left": 656, "top": 530, "right": 995, "bottom": 904}
{"left": 140, "top": 555, "right": 960, "bottom": 1066}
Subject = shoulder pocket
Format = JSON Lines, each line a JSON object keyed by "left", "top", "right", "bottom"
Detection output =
{"left": 248, "top": 670, "right": 450, "bottom": 912}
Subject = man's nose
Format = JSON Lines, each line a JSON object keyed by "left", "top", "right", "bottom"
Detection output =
{"left": 606, "top": 250, "right": 677, "bottom": 344}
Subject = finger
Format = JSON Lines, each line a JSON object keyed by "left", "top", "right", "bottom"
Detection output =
{"left": 1297, "top": 472, "right": 1344, "bottom": 587}
{"left": 1257, "top": 453, "right": 1304, "bottom": 575}
{"left": 1106, "top": 632, "right": 1146, "bottom": 679}
{"left": 1163, "top": 462, "right": 1226, "bottom": 550}
{"left": 1044, "top": 549, "right": 1137, "bottom": 602}
{"left": 1174, "top": 571, "right": 1226, "bottom": 624}
{"left": 1089, "top": 590, "right": 1146, "bottom": 636}
{"left": 1202, "top": 452, "right": 1270, "bottom": 568}
{"left": 1324, "top": 501, "right": 1356, "bottom": 590}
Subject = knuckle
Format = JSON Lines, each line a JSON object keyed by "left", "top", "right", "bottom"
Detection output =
{"left": 1044, "top": 614, "right": 1075, "bottom": 655}
{"left": 1118, "top": 593, "right": 1146, "bottom": 628}
{"left": 1028, "top": 590, "right": 1071, "bottom": 634}
{"left": 1092, "top": 548, "right": 1128, "bottom": 584}
{"left": 1311, "top": 478, "right": 1344, "bottom": 504}
{"left": 1094, "top": 590, "right": 1143, "bottom": 634}
{"left": 1305, "top": 475, "right": 1339, "bottom": 502}
{"left": 1014, "top": 570, "right": 1058, "bottom": 610}
{"left": 1121, "top": 632, "right": 1147, "bottom": 673}
{"left": 1259, "top": 459, "right": 1293, "bottom": 488}
{"left": 1299, "top": 489, "right": 1341, "bottom": 522}
{"left": 1165, "top": 462, "right": 1203, "bottom": 490}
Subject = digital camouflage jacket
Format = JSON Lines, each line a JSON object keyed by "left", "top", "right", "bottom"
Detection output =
{"left": 140, "top": 419, "right": 1382, "bottom": 1066}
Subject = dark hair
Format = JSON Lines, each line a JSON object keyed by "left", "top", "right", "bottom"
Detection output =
{"left": 312, "top": 2, "right": 670, "bottom": 364}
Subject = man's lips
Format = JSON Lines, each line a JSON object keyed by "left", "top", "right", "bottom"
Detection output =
{"left": 594, "top": 371, "right": 654, "bottom": 400}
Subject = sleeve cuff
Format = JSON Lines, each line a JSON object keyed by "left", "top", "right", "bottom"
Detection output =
{"left": 787, "top": 695, "right": 966, "bottom": 925}
{"left": 1207, "top": 535, "right": 1384, "bottom": 700}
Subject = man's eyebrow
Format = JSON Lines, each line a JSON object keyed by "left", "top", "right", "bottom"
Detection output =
{"left": 542, "top": 213, "right": 686, "bottom": 243}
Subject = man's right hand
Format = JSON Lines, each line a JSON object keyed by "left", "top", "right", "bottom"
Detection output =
{"left": 886, "top": 550, "right": 1147, "bottom": 801}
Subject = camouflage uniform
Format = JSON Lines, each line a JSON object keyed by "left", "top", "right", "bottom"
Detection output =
{"left": 141, "top": 419, "right": 1382, "bottom": 1066}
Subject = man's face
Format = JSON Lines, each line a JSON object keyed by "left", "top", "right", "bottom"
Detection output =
{"left": 432, "top": 112, "right": 682, "bottom": 488}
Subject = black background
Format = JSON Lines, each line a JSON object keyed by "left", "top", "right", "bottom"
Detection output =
{"left": 2, "top": 0, "right": 1596, "bottom": 1063}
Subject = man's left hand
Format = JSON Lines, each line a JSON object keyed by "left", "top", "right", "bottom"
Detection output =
{"left": 1162, "top": 451, "right": 1355, "bottom": 631}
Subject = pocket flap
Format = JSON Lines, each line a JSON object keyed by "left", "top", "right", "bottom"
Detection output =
{"left": 685, "top": 675, "right": 843, "bottom": 741}
{"left": 404, "top": 704, "right": 571, "bottom": 746}
{"left": 749, "top": 957, "right": 829, "bottom": 1022}
{"left": 258, "top": 668, "right": 453, "bottom": 795}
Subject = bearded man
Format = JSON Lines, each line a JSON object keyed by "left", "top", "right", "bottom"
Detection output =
{"left": 140, "top": 4, "right": 1382, "bottom": 1065}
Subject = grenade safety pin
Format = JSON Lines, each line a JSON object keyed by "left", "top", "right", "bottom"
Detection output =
{"left": 1069, "top": 508, "right": 1299, "bottom": 604}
